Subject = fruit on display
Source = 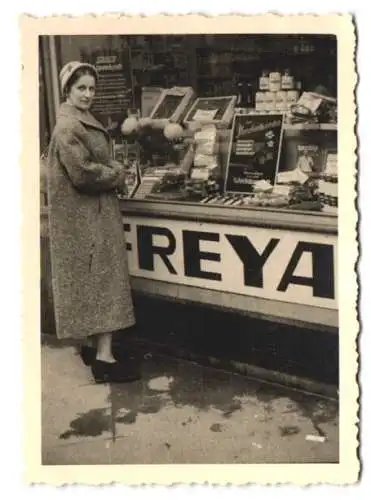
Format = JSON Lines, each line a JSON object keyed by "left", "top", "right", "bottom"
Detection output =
{"left": 151, "top": 120, "right": 167, "bottom": 130}
{"left": 188, "top": 121, "right": 203, "bottom": 133}
{"left": 121, "top": 116, "right": 140, "bottom": 135}
{"left": 163, "top": 122, "right": 184, "bottom": 140}
{"left": 138, "top": 117, "right": 153, "bottom": 128}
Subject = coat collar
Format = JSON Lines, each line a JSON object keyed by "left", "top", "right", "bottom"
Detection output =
{"left": 58, "top": 102, "right": 109, "bottom": 136}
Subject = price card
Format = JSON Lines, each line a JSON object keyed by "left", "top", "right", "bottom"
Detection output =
{"left": 191, "top": 168, "right": 210, "bottom": 180}
{"left": 168, "top": 86, "right": 187, "bottom": 96}
{"left": 296, "top": 92, "right": 323, "bottom": 114}
{"left": 193, "top": 109, "right": 218, "bottom": 121}
{"left": 125, "top": 162, "right": 141, "bottom": 198}
{"left": 324, "top": 151, "right": 338, "bottom": 176}
{"left": 184, "top": 96, "right": 237, "bottom": 127}
{"left": 132, "top": 179, "right": 159, "bottom": 199}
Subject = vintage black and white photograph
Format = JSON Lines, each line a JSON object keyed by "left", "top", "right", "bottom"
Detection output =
{"left": 22, "top": 14, "right": 358, "bottom": 484}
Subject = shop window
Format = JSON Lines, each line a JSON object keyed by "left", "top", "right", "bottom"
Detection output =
{"left": 49, "top": 34, "right": 338, "bottom": 216}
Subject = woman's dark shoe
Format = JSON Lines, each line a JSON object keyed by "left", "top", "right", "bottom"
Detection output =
{"left": 79, "top": 344, "right": 138, "bottom": 366}
{"left": 79, "top": 345, "right": 97, "bottom": 366}
{"left": 91, "top": 360, "right": 141, "bottom": 384}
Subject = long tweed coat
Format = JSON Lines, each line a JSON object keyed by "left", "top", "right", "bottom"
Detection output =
{"left": 47, "top": 102, "right": 135, "bottom": 339}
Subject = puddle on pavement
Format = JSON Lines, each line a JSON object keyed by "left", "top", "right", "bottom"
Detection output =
{"left": 60, "top": 408, "right": 110, "bottom": 439}
{"left": 59, "top": 377, "right": 166, "bottom": 441}
{"left": 58, "top": 350, "right": 338, "bottom": 443}
{"left": 210, "top": 423, "right": 225, "bottom": 432}
{"left": 286, "top": 392, "right": 338, "bottom": 439}
{"left": 279, "top": 425, "right": 301, "bottom": 437}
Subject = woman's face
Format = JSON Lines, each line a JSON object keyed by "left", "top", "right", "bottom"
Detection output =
{"left": 67, "top": 74, "right": 96, "bottom": 111}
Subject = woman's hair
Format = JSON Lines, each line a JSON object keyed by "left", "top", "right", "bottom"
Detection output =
{"left": 63, "top": 67, "right": 97, "bottom": 99}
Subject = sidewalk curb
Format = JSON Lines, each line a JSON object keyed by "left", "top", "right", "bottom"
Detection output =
{"left": 125, "top": 337, "right": 338, "bottom": 400}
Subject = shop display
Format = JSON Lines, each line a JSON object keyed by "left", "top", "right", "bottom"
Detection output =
{"left": 255, "top": 70, "right": 299, "bottom": 115}
{"left": 224, "top": 113, "right": 284, "bottom": 194}
{"left": 259, "top": 70, "right": 270, "bottom": 91}
{"left": 163, "top": 123, "right": 184, "bottom": 140}
{"left": 289, "top": 90, "right": 337, "bottom": 124}
{"left": 119, "top": 86, "right": 195, "bottom": 177}
{"left": 184, "top": 96, "right": 237, "bottom": 127}
{"left": 112, "top": 142, "right": 141, "bottom": 198}
{"left": 287, "top": 90, "right": 300, "bottom": 111}
{"left": 91, "top": 36, "right": 339, "bottom": 217}
{"left": 281, "top": 69, "right": 295, "bottom": 90}
{"left": 115, "top": 83, "right": 337, "bottom": 215}
{"left": 318, "top": 149, "right": 338, "bottom": 214}
{"left": 186, "top": 124, "right": 222, "bottom": 198}
{"left": 268, "top": 71, "right": 282, "bottom": 92}
{"left": 275, "top": 91, "right": 288, "bottom": 113}
{"left": 253, "top": 67, "right": 337, "bottom": 128}
{"left": 123, "top": 161, "right": 141, "bottom": 198}
{"left": 149, "top": 86, "right": 196, "bottom": 128}
{"left": 132, "top": 167, "right": 174, "bottom": 200}
{"left": 296, "top": 143, "right": 323, "bottom": 174}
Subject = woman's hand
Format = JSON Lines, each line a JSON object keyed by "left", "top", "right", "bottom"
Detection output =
{"left": 110, "top": 160, "right": 128, "bottom": 194}
{"left": 110, "top": 160, "right": 125, "bottom": 173}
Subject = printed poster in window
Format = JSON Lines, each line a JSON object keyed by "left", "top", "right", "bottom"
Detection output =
{"left": 296, "top": 143, "right": 323, "bottom": 174}
{"left": 88, "top": 49, "right": 133, "bottom": 131}
{"left": 225, "top": 113, "right": 284, "bottom": 194}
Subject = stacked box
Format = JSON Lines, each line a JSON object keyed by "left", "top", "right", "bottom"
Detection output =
{"left": 255, "top": 69, "right": 300, "bottom": 114}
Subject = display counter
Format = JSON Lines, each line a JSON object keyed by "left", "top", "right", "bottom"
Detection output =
{"left": 40, "top": 117, "right": 338, "bottom": 334}
{"left": 115, "top": 92, "right": 338, "bottom": 334}
{"left": 120, "top": 199, "right": 338, "bottom": 333}
{"left": 40, "top": 113, "right": 338, "bottom": 334}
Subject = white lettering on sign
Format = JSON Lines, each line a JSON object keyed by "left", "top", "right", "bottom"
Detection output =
{"left": 123, "top": 217, "right": 337, "bottom": 310}
{"left": 96, "top": 55, "right": 117, "bottom": 64}
{"left": 238, "top": 119, "right": 282, "bottom": 137}
{"left": 233, "top": 178, "right": 253, "bottom": 185}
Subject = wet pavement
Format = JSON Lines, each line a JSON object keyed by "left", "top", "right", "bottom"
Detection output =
{"left": 42, "top": 339, "right": 339, "bottom": 465}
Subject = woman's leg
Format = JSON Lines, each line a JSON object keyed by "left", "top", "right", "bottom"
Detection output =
{"left": 96, "top": 332, "right": 116, "bottom": 363}
{"left": 90, "top": 330, "right": 141, "bottom": 384}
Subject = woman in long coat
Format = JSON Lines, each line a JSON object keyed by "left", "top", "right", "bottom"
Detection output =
{"left": 47, "top": 61, "right": 139, "bottom": 384}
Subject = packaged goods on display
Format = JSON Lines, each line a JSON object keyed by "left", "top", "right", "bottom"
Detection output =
{"left": 115, "top": 80, "right": 337, "bottom": 215}
{"left": 281, "top": 70, "right": 295, "bottom": 90}
{"left": 268, "top": 72, "right": 282, "bottom": 92}
{"left": 259, "top": 71, "right": 270, "bottom": 91}
{"left": 255, "top": 69, "right": 304, "bottom": 115}
{"left": 317, "top": 150, "right": 338, "bottom": 214}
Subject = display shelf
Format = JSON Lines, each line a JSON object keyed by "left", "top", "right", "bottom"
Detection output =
{"left": 284, "top": 123, "right": 337, "bottom": 131}
{"left": 120, "top": 199, "right": 337, "bottom": 234}
{"left": 239, "top": 116, "right": 337, "bottom": 132}
{"left": 197, "top": 75, "right": 233, "bottom": 80}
